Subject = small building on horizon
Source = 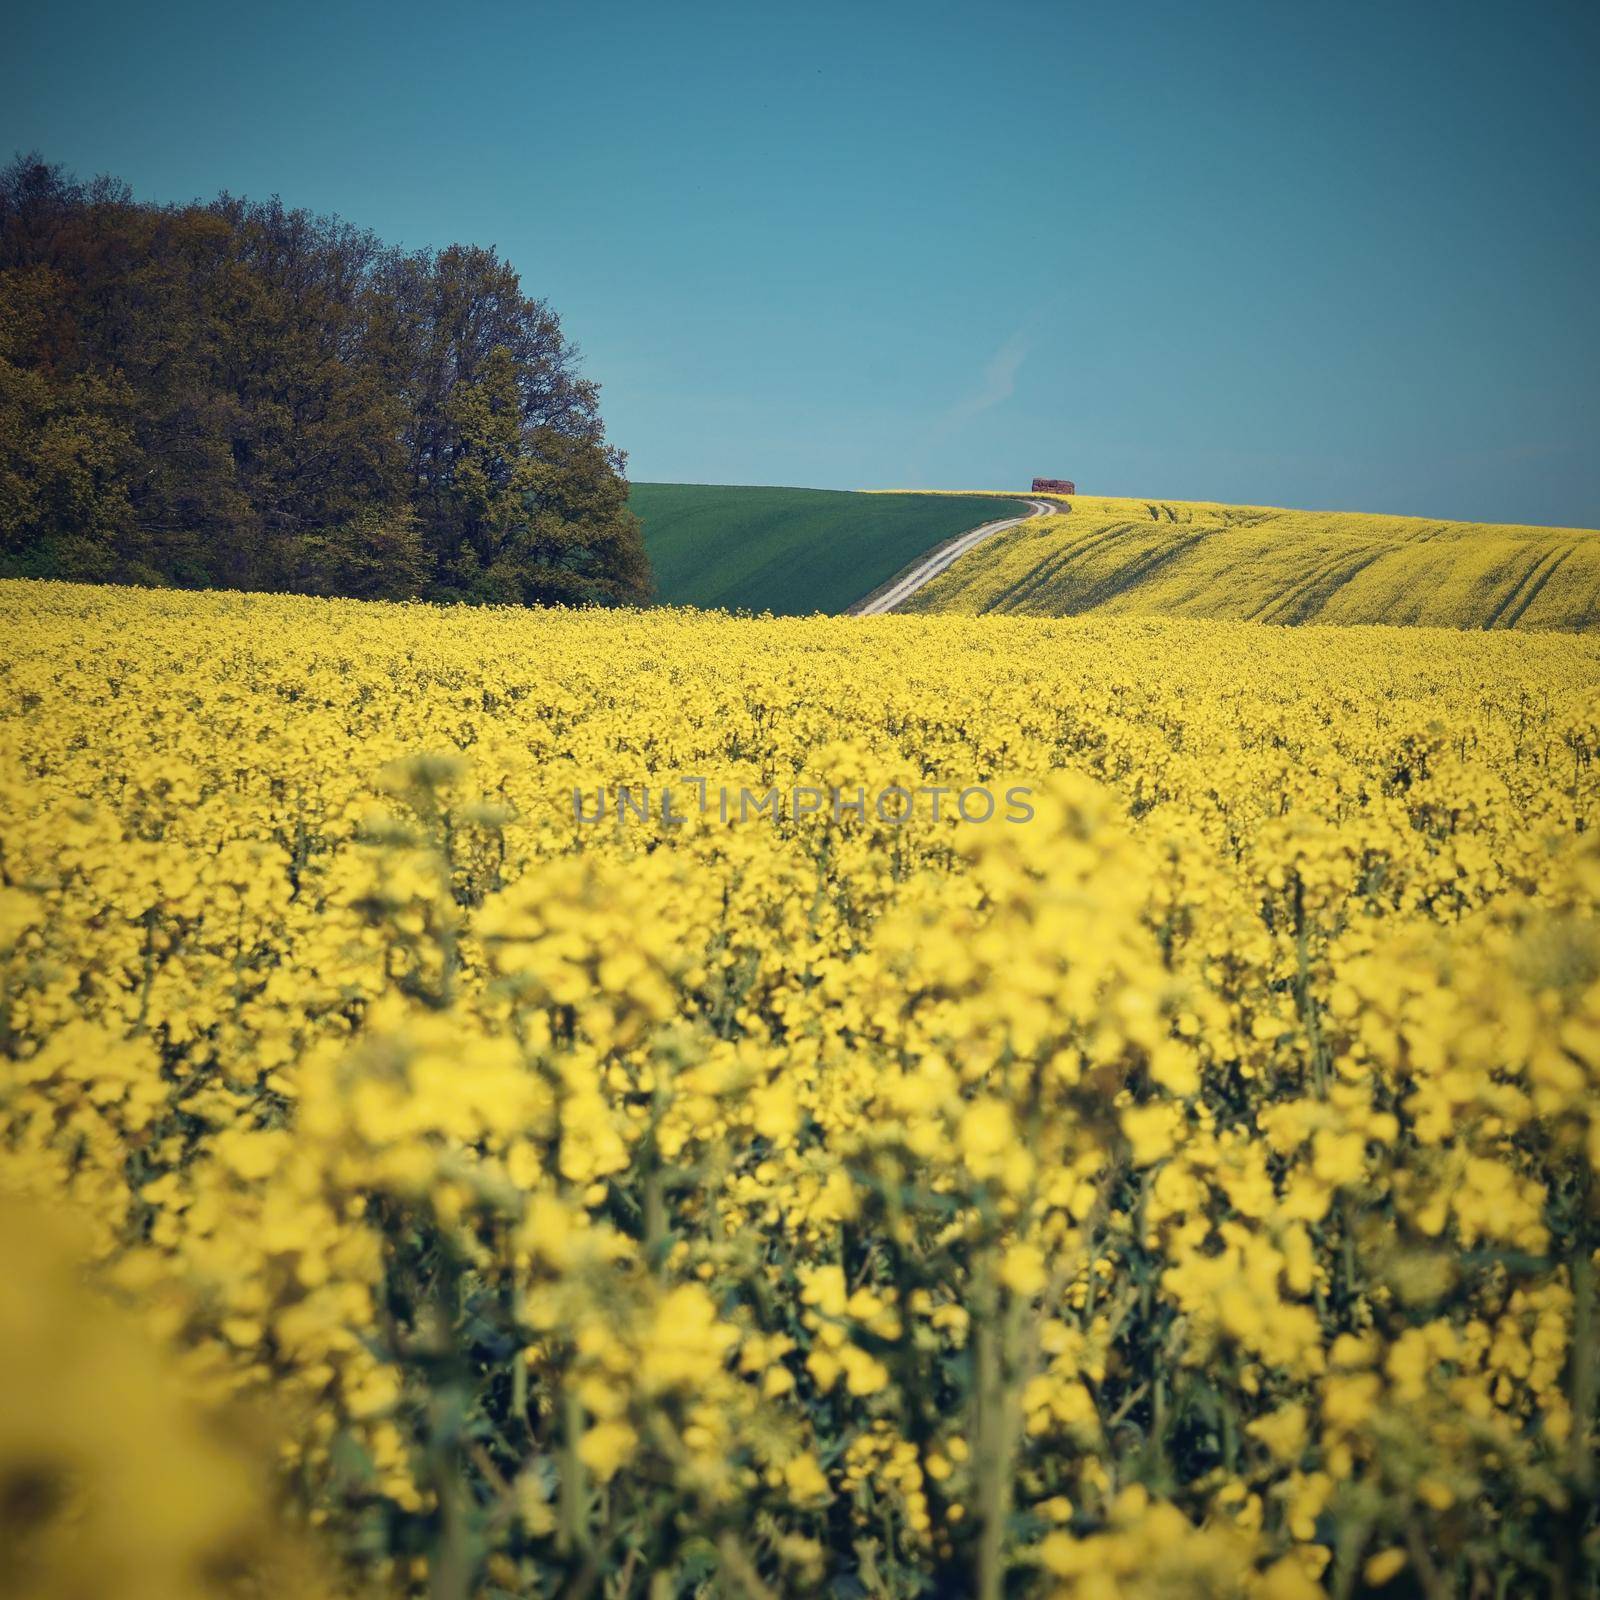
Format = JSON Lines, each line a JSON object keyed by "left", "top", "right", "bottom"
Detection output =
{"left": 1032, "top": 477, "right": 1075, "bottom": 495}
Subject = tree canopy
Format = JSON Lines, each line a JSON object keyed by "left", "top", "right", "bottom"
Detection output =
{"left": 0, "top": 156, "right": 651, "bottom": 606}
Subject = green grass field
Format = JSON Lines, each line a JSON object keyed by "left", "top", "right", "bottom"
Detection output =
{"left": 903, "top": 495, "right": 1600, "bottom": 629}
{"left": 628, "top": 483, "right": 1028, "bottom": 613}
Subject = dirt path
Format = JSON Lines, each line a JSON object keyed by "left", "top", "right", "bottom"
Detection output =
{"left": 847, "top": 499, "right": 1058, "bottom": 615}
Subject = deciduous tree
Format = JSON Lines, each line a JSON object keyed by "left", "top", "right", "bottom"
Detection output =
{"left": 0, "top": 155, "right": 650, "bottom": 607}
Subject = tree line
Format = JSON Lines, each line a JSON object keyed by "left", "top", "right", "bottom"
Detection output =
{"left": 0, "top": 156, "right": 651, "bottom": 606}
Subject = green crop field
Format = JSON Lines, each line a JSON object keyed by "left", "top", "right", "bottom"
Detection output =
{"left": 628, "top": 482, "right": 1029, "bottom": 613}
{"left": 903, "top": 495, "right": 1600, "bottom": 629}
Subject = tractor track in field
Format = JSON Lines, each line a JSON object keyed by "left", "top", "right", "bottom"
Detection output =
{"left": 847, "top": 499, "right": 1060, "bottom": 615}
{"left": 984, "top": 522, "right": 1135, "bottom": 614}
{"left": 1485, "top": 542, "right": 1581, "bottom": 630}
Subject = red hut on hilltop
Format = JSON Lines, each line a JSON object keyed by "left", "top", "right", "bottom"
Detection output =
{"left": 1031, "top": 477, "right": 1075, "bottom": 495}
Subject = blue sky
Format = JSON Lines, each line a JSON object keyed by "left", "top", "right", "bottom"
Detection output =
{"left": 8, "top": 0, "right": 1599, "bottom": 525}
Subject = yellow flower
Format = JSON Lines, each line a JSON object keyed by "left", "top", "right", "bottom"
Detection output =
{"left": 1123, "top": 1102, "right": 1181, "bottom": 1166}
{"left": 1000, "top": 1242, "right": 1048, "bottom": 1297}
{"left": 783, "top": 1451, "right": 830, "bottom": 1502}
{"left": 1246, "top": 1402, "right": 1307, "bottom": 1465}
{"left": 1364, "top": 1549, "right": 1408, "bottom": 1586}
{"left": 576, "top": 1420, "right": 638, "bottom": 1483}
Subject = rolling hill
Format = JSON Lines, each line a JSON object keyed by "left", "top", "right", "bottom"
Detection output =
{"left": 628, "top": 482, "right": 1028, "bottom": 613}
{"left": 902, "top": 496, "right": 1600, "bottom": 629}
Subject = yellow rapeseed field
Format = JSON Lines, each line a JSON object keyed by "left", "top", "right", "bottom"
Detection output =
{"left": 905, "top": 496, "right": 1600, "bottom": 629}
{"left": 2, "top": 576, "right": 1599, "bottom": 1597}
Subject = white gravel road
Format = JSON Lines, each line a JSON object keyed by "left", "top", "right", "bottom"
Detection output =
{"left": 849, "top": 499, "right": 1056, "bottom": 615}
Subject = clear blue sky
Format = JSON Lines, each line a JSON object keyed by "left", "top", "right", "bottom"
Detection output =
{"left": 8, "top": 0, "right": 1599, "bottom": 526}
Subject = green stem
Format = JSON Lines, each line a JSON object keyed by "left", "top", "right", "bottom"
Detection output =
{"left": 560, "top": 1385, "right": 590, "bottom": 1559}
{"left": 1571, "top": 1242, "right": 1595, "bottom": 1496}
{"left": 1565, "top": 1205, "right": 1595, "bottom": 1593}
{"left": 1404, "top": 1516, "right": 1452, "bottom": 1600}
{"left": 973, "top": 1262, "right": 1024, "bottom": 1600}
